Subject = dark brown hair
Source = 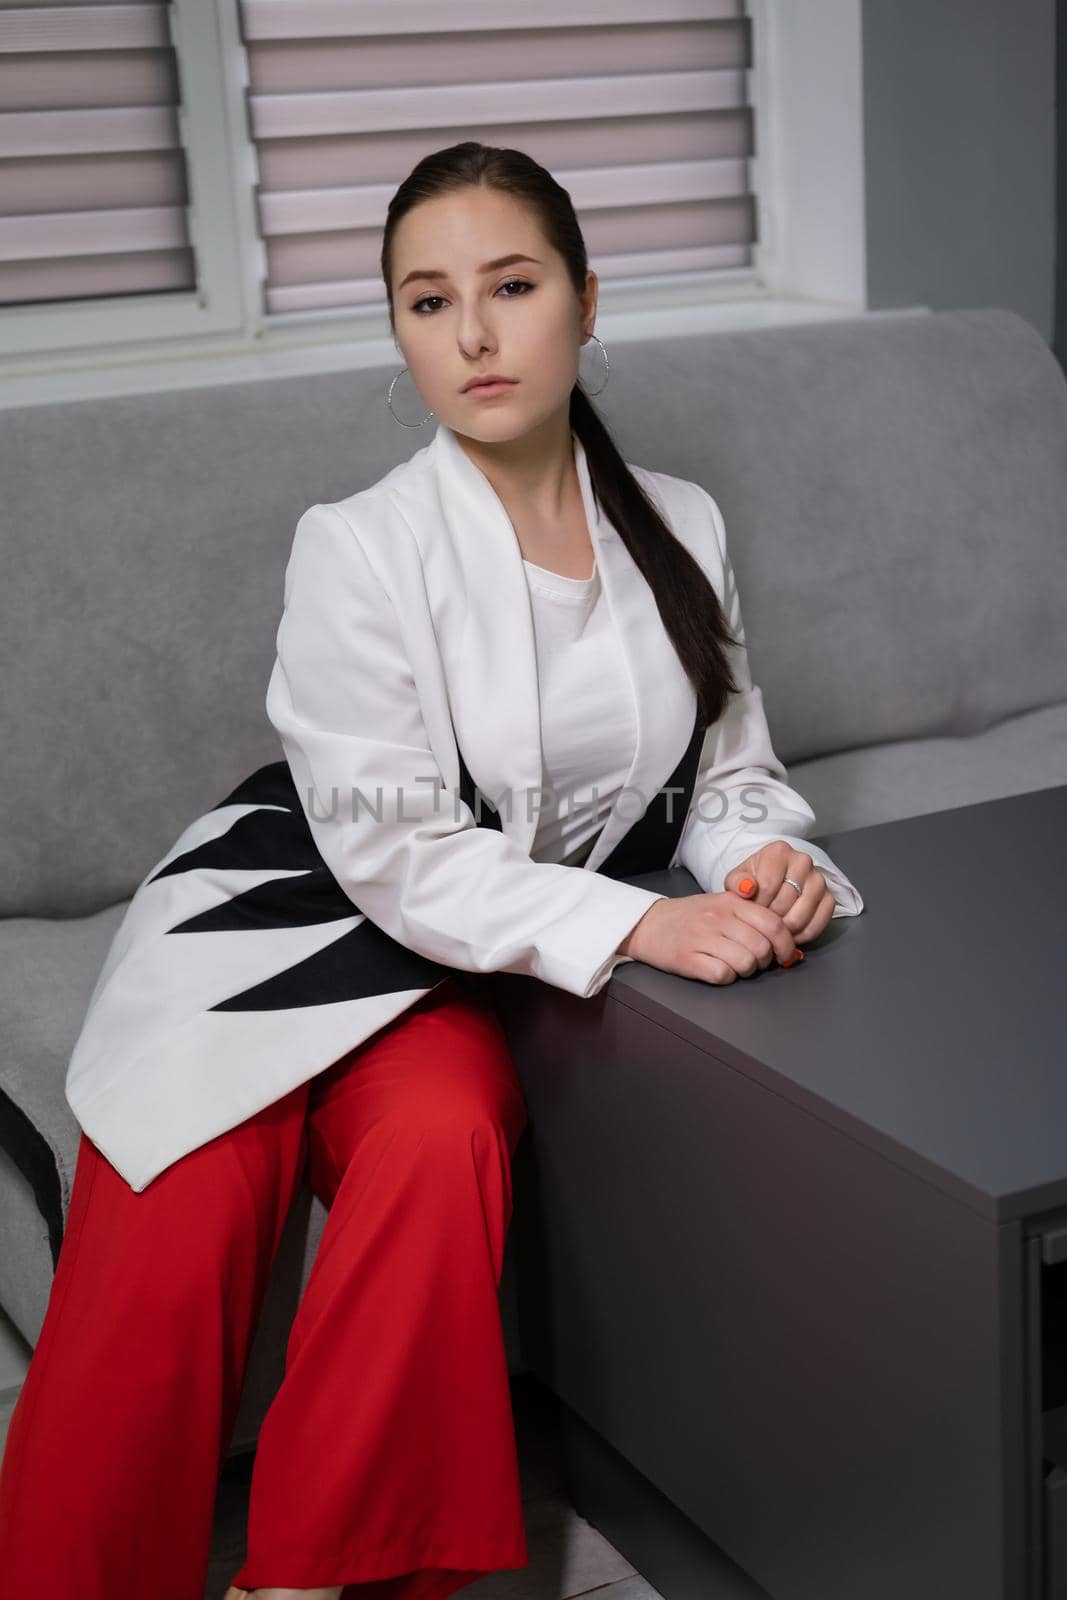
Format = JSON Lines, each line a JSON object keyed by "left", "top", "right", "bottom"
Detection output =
{"left": 380, "top": 140, "right": 740, "bottom": 728}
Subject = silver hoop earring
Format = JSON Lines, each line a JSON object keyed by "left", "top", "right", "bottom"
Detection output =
{"left": 580, "top": 333, "right": 609, "bottom": 397}
{"left": 387, "top": 366, "right": 434, "bottom": 428}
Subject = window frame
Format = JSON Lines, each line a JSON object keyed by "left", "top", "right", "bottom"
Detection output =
{"left": 0, "top": 0, "right": 874, "bottom": 397}
{"left": 0, "top": 0, "right": 253, "bottom": 360}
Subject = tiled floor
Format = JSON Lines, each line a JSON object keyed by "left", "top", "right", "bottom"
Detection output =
{"left": 205, "top": 1373, "right": 665, "bottom": 1600}
{"left": 0, "top": 1307, "right": 663, "bottom": 1600}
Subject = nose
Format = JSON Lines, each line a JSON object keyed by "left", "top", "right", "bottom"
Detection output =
{"left": 456, "top": 306, "right": 496, "bottom": 359}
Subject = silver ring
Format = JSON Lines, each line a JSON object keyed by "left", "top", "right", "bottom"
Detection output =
{"left": 783, "top": 877, "right": 803, "bottom": 897}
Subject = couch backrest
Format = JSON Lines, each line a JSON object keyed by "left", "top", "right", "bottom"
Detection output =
{"left": 615, "top": 305, "right": 1067, "bottom": 769}
{"left": 4, "top": 306, "right": 1066, "bottom": 918}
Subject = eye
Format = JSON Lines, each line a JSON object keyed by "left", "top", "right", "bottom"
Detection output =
{"left": 410, "top": 279, "right": 535, "bottom": 315}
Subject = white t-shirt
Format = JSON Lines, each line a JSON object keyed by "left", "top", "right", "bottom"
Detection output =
{"left": 521, "top": 552, "right": 638, "bottom": 869}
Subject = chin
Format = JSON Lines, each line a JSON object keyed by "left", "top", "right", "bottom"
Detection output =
{"left": 448, "top": 413, "right": 528, "bottom": 441}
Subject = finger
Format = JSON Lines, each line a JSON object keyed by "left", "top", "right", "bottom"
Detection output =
{"left": 686, "top": 952, "right": 739, "bottom": 985}
{"left": 724, "top": 870, "right": 762, "bottom": 904}
{"left": 729, "top": 899, "right": 798, "bottom": 966}
{"left": 727, "top": 841, "right": 792, "bottom": 909}
{"left": 766, "top": 851, "right": 807, "bottom": 916}
{"left": 779, "top": 876, "right": 823, "bottom": 931}
{"left": 740, "top": 873, "right": 788, "bottom": 911}
{"left": 790, "top": 889, "right": 836, "bottom": 946}
{"left": 706, "top": 929, "right": 775, "bottom": 980}
{"left": 772, "top": 857, "right": 823, "bottom": 926}
{"left": 723, "top": 917, "right": 778, "bottom": 972}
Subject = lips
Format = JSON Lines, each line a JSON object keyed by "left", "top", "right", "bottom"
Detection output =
{"left": 463, "top": 377, "right": 517, "bottom": 392}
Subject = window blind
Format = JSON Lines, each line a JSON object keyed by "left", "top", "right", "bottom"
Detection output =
{"left": 237, "top": 0, "right": 755, "bottom": 315}
{"left": 0, "top": 0, "right": 195, "bottom": 308}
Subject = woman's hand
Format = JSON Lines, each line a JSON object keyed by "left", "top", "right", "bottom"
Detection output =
{"left": 722, "top": 839, "right": 836, "bottom": 945}
{"left": 618, "top": 889, "right": 804, "bottom": 986}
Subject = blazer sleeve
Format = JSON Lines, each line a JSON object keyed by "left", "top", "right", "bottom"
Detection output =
{"left": 264, "top": 501, "right": 667, "bottom": 999}
{"left": 674, "top": 484, "right": 865, "bottom": 918}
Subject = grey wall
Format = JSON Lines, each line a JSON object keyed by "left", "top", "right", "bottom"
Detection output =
{"left": 861, "top": 0, "right": 1058, "bottom": 346}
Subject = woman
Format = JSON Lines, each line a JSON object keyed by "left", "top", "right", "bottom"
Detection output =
{"left": 0, "top": 142, "right": 863, "bottom": 1600}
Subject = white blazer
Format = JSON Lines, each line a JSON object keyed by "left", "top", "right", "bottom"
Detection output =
{"left": 65, "top": 421, "right": 863, "bottom": 1193}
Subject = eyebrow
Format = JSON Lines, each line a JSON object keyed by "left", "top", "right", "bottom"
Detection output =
{"left": 397, "top": 253, "right": 542, "bottom": 292}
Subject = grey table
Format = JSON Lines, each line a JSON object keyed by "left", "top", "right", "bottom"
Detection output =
{"left": 494, "top": 783, "right": 1067, "bottom": 1600}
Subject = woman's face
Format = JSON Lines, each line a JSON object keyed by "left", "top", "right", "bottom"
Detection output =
{"left": 390, "top": 185, "right": 597, "bottom": 443}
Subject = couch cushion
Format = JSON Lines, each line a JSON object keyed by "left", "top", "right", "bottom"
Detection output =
{"left": 0, "top": 901, "right": 127, "bottom": 1270}
{"left": 1, "top": 368, "right": 427, "bottom": 919}
{"left": 791, "top": 697, "right": 1067, "bottom": 836}
{"left": 0, "top": 1144, "right": 54, "bottom": 1350}
{"left": 600, "top": 305, "right": 1067, "bottom": 769}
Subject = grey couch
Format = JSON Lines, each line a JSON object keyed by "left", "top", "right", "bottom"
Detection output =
{"left": 2, "top": 305, "right": 1065, "bottom": 1461}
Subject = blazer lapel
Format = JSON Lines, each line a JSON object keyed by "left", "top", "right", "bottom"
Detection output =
{"left": 427, "top": 420, "right": 700, "bottom": 873}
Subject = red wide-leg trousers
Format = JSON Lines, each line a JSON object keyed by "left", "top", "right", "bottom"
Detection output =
{"left": 0, "top": 974, "right": 530, "bottom": 1600}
